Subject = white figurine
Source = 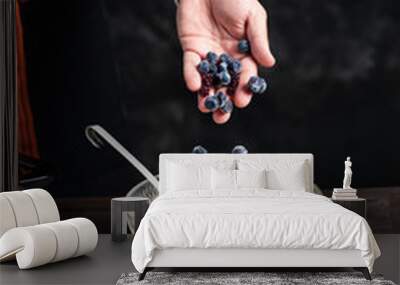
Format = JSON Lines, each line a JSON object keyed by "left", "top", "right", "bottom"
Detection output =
{"left": 343, "top": 157, "right": 353, "bottom": 189}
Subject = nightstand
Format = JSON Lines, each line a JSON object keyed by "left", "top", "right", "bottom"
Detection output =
{"left": 331, "top": 198, "right": 367, "bottom": 218}
{"left": 111, "top": 197, "right": 150, "bottom": 242}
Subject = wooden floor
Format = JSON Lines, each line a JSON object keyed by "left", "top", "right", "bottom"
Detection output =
{"left": 1, "top": 235, "right": 399, "bottom": 285}
{"left": 0, "top": 235, "right": 134, "bottom": 285}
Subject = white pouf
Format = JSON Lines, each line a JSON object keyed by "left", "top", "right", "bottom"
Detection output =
{"left": 0, "top": 218, "right": 98, "bottom": 269}
{"left": 0, "top": 189, "right": 98, "bottom": 269}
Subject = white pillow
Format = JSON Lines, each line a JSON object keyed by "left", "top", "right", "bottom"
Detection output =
{"left": 236, "top": 169, "right": 267, "bottom": 189}
{"left": 238, "top": 159, "right": 307, "bottom": 191}
{"left": 268, "top": 166, "right": 307, "bottom": 191}
{"left": 212, "top": 169, "right": 236, "bottom": 190}
{"left": 167, "top": 162, "right": 212, "bottom": 191}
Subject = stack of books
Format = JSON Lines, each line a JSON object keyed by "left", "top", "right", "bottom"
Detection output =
{"left": 332, "top": 188, "right": 358, "bottom": 200}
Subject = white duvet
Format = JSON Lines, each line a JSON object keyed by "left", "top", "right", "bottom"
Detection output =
{"left": 131, "top": 189, "right": 380, "bottom": 273}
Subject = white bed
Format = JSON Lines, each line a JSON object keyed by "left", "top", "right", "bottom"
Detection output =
{"left": 131, "top": 154, "right": 380, "bottom": 280}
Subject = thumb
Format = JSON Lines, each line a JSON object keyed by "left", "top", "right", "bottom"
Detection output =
{"left": 246, "top": 7, "right": 275, "bottom": 68}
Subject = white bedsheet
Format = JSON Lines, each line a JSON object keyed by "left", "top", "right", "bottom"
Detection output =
{"left": 131, "top": 190, "right": 380, "bottom": 273}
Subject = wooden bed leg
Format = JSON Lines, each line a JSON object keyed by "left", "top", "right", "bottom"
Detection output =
{"left": 354, "top": 267, "right": 372, "bottom": 280}
{"left": 138, "top": 268, "right": 148, "bottom": 281}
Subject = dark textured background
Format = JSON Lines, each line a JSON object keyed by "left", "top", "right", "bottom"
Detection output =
{"left": 21, "top": 0, "right": 400, "bottom": 197}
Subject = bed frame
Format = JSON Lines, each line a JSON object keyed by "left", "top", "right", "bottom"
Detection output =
{"left": 139, "top": 154, "right": 372, "bottom": 280}
{"left": 141, "top": 248, "right": 370, "bottom": 280}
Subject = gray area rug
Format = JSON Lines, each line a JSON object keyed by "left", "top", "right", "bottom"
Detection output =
{"left": 116, "top": 272, "right": 396, "bottom": 285}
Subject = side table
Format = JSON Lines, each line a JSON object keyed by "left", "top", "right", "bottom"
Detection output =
{"left": 111, "top": 197, "right": 149, "bottom": 242}
{"left": 331, "top": 198, "right": 367, "bottom": 218}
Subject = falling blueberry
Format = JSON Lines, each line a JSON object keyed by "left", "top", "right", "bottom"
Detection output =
{"left": 198, "top": 60, "right": 210, "bottom": 74}
{"left": 232, "top": 145, "right": 248, "bottom": 154}
{"left": 204, "top": 95, "right": 220, "bottom": 111}
{"left": 206, "top": 52, "right": 218, "bottom": 64}
{"left": 192, "top": 145, "right": 208, "bottom": 154}
{"left": 220, "top": 99, "right": 233, "bottom": 113}
{"left": 238, "top": 39, "right": 250, "bottom": 54}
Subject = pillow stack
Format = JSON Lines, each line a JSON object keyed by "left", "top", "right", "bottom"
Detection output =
{"left": 0, "top": 189, "right": 98, "bottom": 269}
{"left": 165, "top": 160, "right": 234, "bottom": 192}
{"left": 237, "top": 159, "right": 309, "bottom": 192}
{"left": 164, "top": 158, "right": 309, "bottom": 193}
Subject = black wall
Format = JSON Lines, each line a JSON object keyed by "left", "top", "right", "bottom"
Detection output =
{"left": 21, "top": 0, "right": 400, "bottom": 197}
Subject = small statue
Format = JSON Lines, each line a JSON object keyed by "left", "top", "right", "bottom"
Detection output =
{"left": 342, "top": 157, "right": 353, "bottom": 189}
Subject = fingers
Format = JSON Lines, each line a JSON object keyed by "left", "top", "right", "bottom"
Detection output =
{"left": 246, "top": 6, "right": 275, "bottom": 68}
{"left": 233, "top": 57, "right": 257, "bottom": 108}
{"left": 183, "top": 51, "right": 202, "bottom": 92}
{"left": 213, "top": 110, "right": 231, "bottom": 124}
{"left": 198, "top": 93, "right": 231, "bottom": 124}
{"left": 197, "top": 95, "right": 211, "bottom": 113}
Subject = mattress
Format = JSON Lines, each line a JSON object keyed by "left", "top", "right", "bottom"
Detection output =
{"left": 131, "top": 189, "right": 380, "bottom": 273}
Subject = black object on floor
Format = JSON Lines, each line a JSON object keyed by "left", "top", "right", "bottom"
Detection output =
{"left": 111, "top": 197, "right": 150, "bottom": 242}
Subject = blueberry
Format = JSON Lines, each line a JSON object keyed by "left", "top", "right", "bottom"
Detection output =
{"left": 248, "top": 78, "right": 262, "bottom": 93}
{"left": 217, "top": 71, "right": 231, "bottom": 86}
{"left": 238, "top": 39, "right": 250, "bottom": 54}
{"left": 219, "top": 53, "right": 232, "bottom": 64}
{"left": 206, "top": 52, "right": 218, "bottom": 64}
{"left": 208, "top": 63, "right": 218, "bottom": 75}
{"left": 218, "top": 61, "right": 229, "bottom": 72}
{"left": 247, "top": 76, "right": 267, "bottom": 94}
{"left": 216, "top": 91, "right": 229, "bottom": 108}
{"left": 198, "top": 60, "right": 210, "bottom": 74}
{"left": 232, "top": 145, "right": 248, "bottom": 154}
{"left": 220, "top": 99, "right": 233, "bottom": 113}
{"left": 248, "top": 76, "right": 258, "bottom": 85}
{"left": 259, "top": 78, "right": 267, "bottom": 93}
{"left": 230, "top": 59, "right": 242, "bottom": 74}
{"left": 192, "top": 145, "right": 208, "bottom": 154}
{"left": 204, "top": 95, "right": 220, "bottom": 111}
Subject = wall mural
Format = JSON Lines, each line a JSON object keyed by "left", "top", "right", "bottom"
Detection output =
{"left": 20, "top": 0, "right": 400, "bottom": 197}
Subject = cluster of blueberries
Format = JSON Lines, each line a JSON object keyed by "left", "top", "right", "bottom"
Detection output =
{"left": 192, "top": 145, "right": 248, "bottom": 154}
{"left": 197, "top": 39, "right": 268, "bottom": 114}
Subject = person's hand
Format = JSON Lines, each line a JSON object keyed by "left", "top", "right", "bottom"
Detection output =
{"left": 177, "top": 0, "right": 275, "bottom": 124}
